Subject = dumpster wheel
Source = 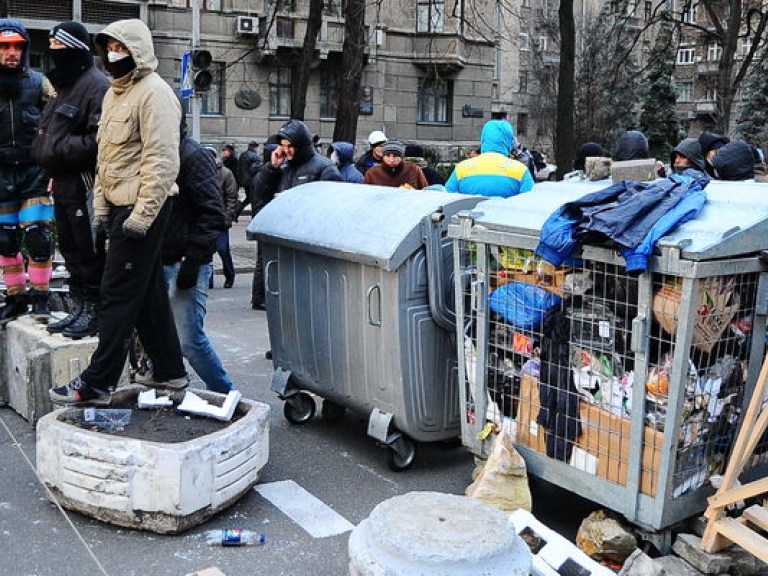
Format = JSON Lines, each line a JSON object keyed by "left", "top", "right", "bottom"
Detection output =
{"left": 387, "top": 436, "right": 416, "bottom": 472}
{"left": 283, "top": 392, "right": 316, "bottom": 424}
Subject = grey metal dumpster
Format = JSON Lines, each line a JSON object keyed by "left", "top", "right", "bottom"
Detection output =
{"left": 449, "top": 179, "right": 768, "bottom": 547}
{"left": 248, "top": 183, "right": 482, "bottom": 470}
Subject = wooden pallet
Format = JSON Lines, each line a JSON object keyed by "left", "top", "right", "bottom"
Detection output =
{"left": 701, "top": 353, "right": 768, "bottom": 563}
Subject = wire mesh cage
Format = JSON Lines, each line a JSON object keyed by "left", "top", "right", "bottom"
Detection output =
{"left": 450, "top": 184, "right": 768, "bottom": 533}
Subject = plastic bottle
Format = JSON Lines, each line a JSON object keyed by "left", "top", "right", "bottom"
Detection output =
{"left": 205, "top": 529, "right": 266, "bottom": 547}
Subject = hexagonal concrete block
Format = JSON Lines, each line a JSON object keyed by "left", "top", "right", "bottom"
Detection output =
{"left": 36, "top": 386, "right": 270, "bottom": 534}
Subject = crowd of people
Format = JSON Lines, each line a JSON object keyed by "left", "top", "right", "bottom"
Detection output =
{"left": 0, "top": 14, "right": 765, "bottom": 407}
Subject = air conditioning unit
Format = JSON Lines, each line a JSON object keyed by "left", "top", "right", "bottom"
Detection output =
{"left": 236, "top": 15, "right": 259, "bottom": 36}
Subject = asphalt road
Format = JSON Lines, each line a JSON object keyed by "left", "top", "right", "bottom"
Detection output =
{"left": 0, "top": 221, "right": 598, "bottom": 576}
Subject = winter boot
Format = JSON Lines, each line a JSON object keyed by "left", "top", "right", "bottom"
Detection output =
{"left": 62, "top": 298, "right": 98, "bottom": 340}
{"left": 0, "top": 293, "right": 28, "bottom": 325}
{"left": 47, "top": 293, "right": 84, "bottom": 334}
{"left": 29, "top": 289, "right": 51, "bottom": 318}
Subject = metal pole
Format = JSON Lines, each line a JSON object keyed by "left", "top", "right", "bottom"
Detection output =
{"left": 191, "top": 0, "right": 201, "bottom": 141}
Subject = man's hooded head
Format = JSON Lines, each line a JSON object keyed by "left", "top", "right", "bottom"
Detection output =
{"left": 278, "top": 119, "right": 316, "bottom": 166}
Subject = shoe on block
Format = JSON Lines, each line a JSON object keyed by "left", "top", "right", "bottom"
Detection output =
{"left": 0, "top": 293, "right": 28, "bottom": 325}
{"left": 49, "top": 377, "right": 111, "bottom": 406}
{"left": 134, "top": 371, "right": 189, "bottom": 390}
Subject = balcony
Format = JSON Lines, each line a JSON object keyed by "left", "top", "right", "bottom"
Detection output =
{"left": 257, "top": 14, "right": 363, "bottom": 61}
{"left": 695, "top": 101, "right": 716, "bottom": 114}
{"left": 411, "top": 34, "right": 469, "bottom": 72}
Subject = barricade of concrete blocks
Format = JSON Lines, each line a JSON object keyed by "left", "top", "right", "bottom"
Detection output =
{"left": 611, "top": 159, "right": 658, "bottom": 183}
{"left": 0, "top": 316, "right": 128, "bottom": 423}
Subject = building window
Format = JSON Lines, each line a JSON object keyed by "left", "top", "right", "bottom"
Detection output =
{"left": 537, "top": 36, "right": 548, "bottom": 51}
{"left": 204, "top": 0, "right": 222, "bottom": 10}
{"left": 269, "top": 68, "right": 292, "bottom": 117}
{"left": 519, "top": 70, "right": 528, "bottom": 93}
{"left": 676, "top": 47, "right": 695, "bottom": 65}
{"left": 644, "top": 1, "right": 652, "bottom": 20}
{"left": 740, "top": 38, "right": 752, "bottom": 57}
{"left": 516, "top": 113, "right": 528, "bottom": 137}
{"left": 522, "top": 0, "right": 530, "bottom": 7}
{"left": 707, "top": 43, "right": 722, "bottom": 61}
{"left": 324, "top": 0, "right": 341, "bottom": 15}
{"left": 178, "top": 61, "right": 224, "bottom": 116}
{"left": 418, "top": 77, "right": 452, "bottom": 123}
{"left": 168, "top": 0, "right": 187, "bottom": 7}
{"left": 677, "top": 81, "right": 693, "bottom": 102}
{"left": 519, "top": 33, "right": 530, "bottom": 51}
{"left": 278, "top": 0, "right": 295, "bottom": 10}
{"left": 682, "top": 5, "right": 696, "bottom": 23}
{"left": 320, "top": 69, "right": 337, "bottom": 119}
{"left": 277, "top": 18, "right": 294, "bottom": 38}
{"left": 704, "top": 86, "right": 717, "bottom": 101}
{"left": 417, "top": 0, "right": 444, "bottom": 33}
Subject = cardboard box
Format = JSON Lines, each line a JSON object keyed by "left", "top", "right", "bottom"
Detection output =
{"left": 515, "top": 375, "right": 663, "bottom": 496}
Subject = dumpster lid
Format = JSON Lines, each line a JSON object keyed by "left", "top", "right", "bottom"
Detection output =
{"left": 248, "top": 182, "right": 481, "bottom": 271}
{"left": 465, "top": 179, "right": 768, "bottom": 261}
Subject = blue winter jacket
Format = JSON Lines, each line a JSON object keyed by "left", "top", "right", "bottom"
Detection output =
{"left": 535, "top": 170, "right": 709, "bottom": 275}
{"left": 445, "top": 120, "right": 534, "bottom": 197}
{"left": 331, "top": 141, "right": 364, "bottom": 183}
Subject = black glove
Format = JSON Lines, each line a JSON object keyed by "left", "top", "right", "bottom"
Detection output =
{"left": 176, "top": 258, "right": 202, "bottom": 290}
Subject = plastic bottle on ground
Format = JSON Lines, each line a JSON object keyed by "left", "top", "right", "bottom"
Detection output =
{"left": 205, "top": 529, "right": 266, "bottom": 546}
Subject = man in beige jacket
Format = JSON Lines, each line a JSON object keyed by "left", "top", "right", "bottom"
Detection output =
{"left": 51, "top": 19, "right": 187, "bottom": 405}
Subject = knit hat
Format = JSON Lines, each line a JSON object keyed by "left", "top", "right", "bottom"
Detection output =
{"left": 404, "top": 144, "right": 425, "bottom": 158}
{"left": 383, "top": 140, "right": 405, "bottom": 157}
{"left": 222, "top": 144, "right": 234, "bottom": 152}
{"left": 49, "top": 21, "right": 91, "bottom": 51}
{"left": 0, "top": 29, "right": 25, "bottom": 44}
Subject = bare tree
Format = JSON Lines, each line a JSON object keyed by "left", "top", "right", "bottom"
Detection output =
{"left": 670, "top": 0, "right": 768, "bottom": 133}
{"left": 291, "top": 0, "right": 324, "bottom": 119}
{"left": 332, "top": 0, "right": 366, "bottom": 142}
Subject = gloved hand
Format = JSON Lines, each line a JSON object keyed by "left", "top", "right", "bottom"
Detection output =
{"left": 176, "top": 257, "right": 202, "bottom": 290}
{"left": 122, "top": 216, "right": 149, "bottom": 239}
{"left": 92, "top": 214, "right": 110, "bottom": 236}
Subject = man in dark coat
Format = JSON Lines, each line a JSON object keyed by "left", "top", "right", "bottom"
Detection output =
{"left": 249, "top": 119, "right": 341, "bottom": 310}
{"left": 0, "top": 19, "right": 55, "bottom": 323}
{"left": 32, "top": 21, "right": 109, "bottom": 337}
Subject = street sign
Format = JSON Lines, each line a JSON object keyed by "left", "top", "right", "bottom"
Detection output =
{"left": 180, "top": 51, "right": 193, "bottom": 98}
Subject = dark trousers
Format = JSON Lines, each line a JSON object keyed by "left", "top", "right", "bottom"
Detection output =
{"left": 216, "top": 230, "right": 235, "bottom": 281}
{"left": 54, "top": 183, "right": 105, "bottom": 297}
{"left": 82, "top": 203, "right": 185, "bottom": 391}
{"left": 251, "top": 243, "right": 264, "bottom": 307}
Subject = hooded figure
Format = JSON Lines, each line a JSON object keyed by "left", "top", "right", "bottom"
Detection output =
{"left": 330, "top": 141, "right": 364, "bottom": 183}
{"left": 31, "top": 20, "right": 110, "bottom": 338}
{"left": 710, "top": 141, "right": 755, "bottom": 181}
{"left": 670, "top": 138, "right": 707, "bottom": 174}
{"left": 445, "top": 120, "right": 534, "bottom": 197}
{"left": 405, "top": 143, "right": 445, "bottom": 186}
{"left": 614, "top": 130, "right": 649, "bottom": 161}
{"left": 698, "top": 132, "right": 730, "bottom": 158}
{"left": 573, "top": 142, "right": 605, "bottom": 171}
{"left": 50, "top": 18, "right": 187, "bottom": 406}
{"left": 0, "top": 19, "right": 56, "bottom": 324}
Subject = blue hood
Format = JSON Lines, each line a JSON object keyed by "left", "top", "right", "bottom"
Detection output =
{"left": 480, "top": 120, "right": 515, "bottom": 156}
{"left": 0, "top": 19, "right": 30, "bottom": 69}
{"left": 331, "top": 141, "right": 355, "bottom": 166}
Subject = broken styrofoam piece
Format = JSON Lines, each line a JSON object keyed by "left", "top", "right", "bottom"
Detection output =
{"left": 137, "top": 389, "right": 173, "bottom": 409}
{"left": 509, "top": 508, "right": 615, "bottom": 576}
{"left": 177, "top": 390, "right": 242, "bottom": 422}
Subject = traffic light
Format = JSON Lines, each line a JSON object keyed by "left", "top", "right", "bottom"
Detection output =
{"left": 191, "top": 49, "right": 213, "bottom": 92}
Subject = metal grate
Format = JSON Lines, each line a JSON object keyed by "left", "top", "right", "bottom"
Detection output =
{"left": 9, "top": 0, "right": 72, "bottom": 20}
{"left": 82, "top": 0, "right": 141, "bottom": 24}
{"left": 458, "top": 240, "right": 761, "bottom": 500}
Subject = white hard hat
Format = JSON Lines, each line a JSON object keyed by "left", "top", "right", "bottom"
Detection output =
{"left": 368, "top": 130, "right": 387, "bottom": 147}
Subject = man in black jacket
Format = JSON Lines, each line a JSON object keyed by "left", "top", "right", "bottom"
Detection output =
{"left": 135, "top": 116, "right": 235, "bottom": 393}
{"left": 32, "top": 21, "right": 109, "bottom": 337}
{"left": 250, "top": 119, "right": 341, "bottom": 310}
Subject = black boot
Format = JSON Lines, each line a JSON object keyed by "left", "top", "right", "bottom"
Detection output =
{"left": 47, "top": 293, "right": 84, "bottom": 334}
{"left": 29, "top": 289, "right": 51, "bottom": 317}
{"left": 0, "top": 293, "right": 28, "bottom": 325}
{"left": 62, "top": 298, "right": 98, "bottom": 339}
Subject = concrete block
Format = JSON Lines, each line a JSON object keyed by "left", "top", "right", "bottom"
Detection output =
{"left": 725, "top": 545, "right": 768, "bottom": 576}
{"left": 3, "top": 316, "right": 130, "bottom": 423}
{"left": 611, "top": 159, "right": 658, "bottom": 183}
{"left": 37, "top": 385, "right": 270, "bottom": 534}
{"left": 349, "top": 491, "right": 531, "bottom": 576}
{"left": 618, "top": 549, "right": 665, "bottom": 576}
{"left": 673, "top": 534, "right": 731, "bottom": 574}
{"left": 655, "top": 556, "right": 704, "bottom": 576}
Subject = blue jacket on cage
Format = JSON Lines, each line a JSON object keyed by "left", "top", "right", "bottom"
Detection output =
{"left": 535, "top": 170, "right": 709, "bottom": 275}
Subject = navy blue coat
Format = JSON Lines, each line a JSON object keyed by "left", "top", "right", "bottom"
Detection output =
{"left": 535, "top": 171, "right": 709, "bottom": 275}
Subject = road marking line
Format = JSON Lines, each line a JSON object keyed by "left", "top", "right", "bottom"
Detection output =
{"left": 255, "top": 480, "right": 355, "bottom": 538}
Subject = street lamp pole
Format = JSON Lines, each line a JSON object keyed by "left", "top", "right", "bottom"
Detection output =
{"left": 191, "top": 0, "right": 201, "bottom": 141}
